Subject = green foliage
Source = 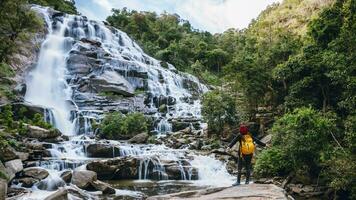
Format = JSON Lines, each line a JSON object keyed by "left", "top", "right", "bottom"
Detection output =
{"left": 31, "top": 113, "right": 52, "bottom": 129}
{"left": 99, "top": 112, "right": 148, "bottom": 140}
{"left": 254, "top": 147, "right": 292, "bottom": 177}
{"left": 0, "top": 0, "right": 42, "bottom": 63}
{"left": 0, "top": 105, "right": 14, "bottom": 129}
{"left": 270, "top": 107, "right": 335, "bottom": 173}
{"left": 202, "top": 90, "right": 238, "bottom": 135}
{"left": 29, "top": 0, "right": 77, "bottom": 14}
{"left": 106, "top": 8, "right": 228, "bottom": 81}
{"left": 0, "top": 62, "right": 15, "bottom": 78}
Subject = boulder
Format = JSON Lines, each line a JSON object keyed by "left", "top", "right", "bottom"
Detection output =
{"left": 5, "top": 159, "right": 23, "bottom": 180}
{"left": 0, "top": 179, "right": 7, "bottom": 200}
{"left": 14, "top": 152, "right": 29, "bottom": 162}
{"left": 86, "top": 161, "right": 118, "bottom": 179}
{"left": 80, "top": 38, "right": 101, "bottom": 47}
{"left": 23, "top": 167, "right": 49, "bottom": 180}
{"left": 0, "top": 147, "right": 18, "bottom": 162}
{"left": 86, "top": 71, "right": 134, "bottom": 97}
{"left": 128, "top": 132, "right": 149, "bottom": 144}
{"left": 71, "top": 170, "right": 97, "bottom": 189}
{"left": 60, "top": 170, "right": 72, "bottom": 183}
{"left": 91, "top": 180, "right": 115, "bottom": 194}
{"left": 26, "top": 125, "right": 61, "bottom": 140}
{"left": 17, "top": 177, "right": 38, "bottom": 187}
{"left": 261, "top": 134, "right": 272, "bottom": 144}
{"left": 85, "top": 144, "right": 120, "bottom": 158}
{"left": 44, "top": 188, "right": 68, "bottom": 200}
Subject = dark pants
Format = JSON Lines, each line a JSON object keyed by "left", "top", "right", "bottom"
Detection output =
{"left": 237, "top": 154, "right": 252, "bottom": 184}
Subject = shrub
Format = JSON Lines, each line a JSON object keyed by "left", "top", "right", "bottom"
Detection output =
{"left": 257, "top": 107, "right": 336, "bottom": 177}
{"left": 31, "top": 113, "right": 52, "bottom": 129}
{"left": 99, "top": 112, "right": 148, "bottom": 140}
{"left": 254, "top": 147, "right": 292, "bottom": 177}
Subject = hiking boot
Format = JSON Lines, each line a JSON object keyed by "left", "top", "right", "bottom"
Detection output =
{"left": 245, "top": 180, "right": 250, "bottom": 184}
{"left": 232, "top": 182, "right": 240, "bottom": 186}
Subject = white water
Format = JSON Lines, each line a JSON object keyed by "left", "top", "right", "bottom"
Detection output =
{"left": 18, "top": 6, "right": 233, "bottom": 199}
{"left": 25, "top": 6, "right": 75, "bottom": 135}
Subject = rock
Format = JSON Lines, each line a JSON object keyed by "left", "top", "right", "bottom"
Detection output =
{"left": 6, "top": 103, "right": 45, "bottom": 121}
{"left": 128, "top": 132, "right": 149, "bottom": 144}
{"left": 86, "top": 71, "right": 134, "bottom": 97}
{"left": 71, "top": 170, "right": 97, "bottom": 189}
{"left": 17, "top": 177, "right": 38, "bottom": 187}
{"left": 147, "top": 184, "right": 288, "bottom": 200}
{"left": 86, "top": 161, "right": 118, "bottom": 180}
{"left": 6, "top": 187, "right": 29, "bottom": 199}
{"left": 85, "top": 143, "right": 120, "bottom": 158}
{"left": 201, "top": 145, "right": 212, "bottom": 151}
{"left": 44, "top": 188, "right": 68, "bottom": 200}
{"left": 14, "top": 152, "right": 29, "bottom": 162}
{"left": 91, "top": 180, "right": 115, "bottom": 194}
{"left": 80, "top": 38, "right": 101, "bottom": 47}
{"left": 261, "top": 134, "right": 272, "bottom": 144}
{"left": 0, "top": 147, "right": 18, "bottom": 162}
{"left": 5, "top": 159, "right": 23, "bottom": 180}
{"left": 26, "top": 125, "right": 61, "bottom": 140}
{"left": 60, "top": 170, "right": 72, "bottom": 183}
{"left": 0, "top": 179, "right": 7, "bottom": 199}
{"left": 87, "top": 156, "right": 198, "bottom": 181}
{"left": 23, "top": 167, "right": 49, "bottom": 180}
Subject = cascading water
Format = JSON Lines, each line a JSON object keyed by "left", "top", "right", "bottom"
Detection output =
{"left": 24, "top": 7, "right": 76, "bottom": 135}
{"left": 16, "top": 5, "right": 233, "bottom": 199}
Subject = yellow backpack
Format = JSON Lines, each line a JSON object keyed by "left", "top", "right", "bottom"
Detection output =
{"left": 240, "top": 134, "right": 255, "bottom": 155}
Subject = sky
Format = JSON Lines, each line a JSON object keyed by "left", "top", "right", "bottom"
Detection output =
{"left": 75, "top": 0, "right": 283, "bottom": 33}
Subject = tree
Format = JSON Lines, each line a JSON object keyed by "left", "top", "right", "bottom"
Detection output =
{"left": 0, "top": 0, "right": 42, "bottom": 63}
{"left": 202, "top": 90, "right": 238, "bottom": 135}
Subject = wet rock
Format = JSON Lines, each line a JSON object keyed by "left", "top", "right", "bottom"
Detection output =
{"left": 0, "top": 178, "right": 7, "bottom": 199}
{"left": 80, "top": 38, "right": 101, "bottom": 47}
{"left": 44, "top": 188, "right": 68, "bottom": 200}
{"left": 6, "top": 187, "right": 28, "bottom": 199}
{"left": 71, "top": 170, "right": 97, "bottom": 189}
{"left": 83, "top": 71, "right": 135, "bottom": 97}
{"left": 128, "top": 132, "right": 149, "bottom": 144}
{"left": 0, "top": 147, "right": 18, "bottom": 162}
{"left": 60, "top": 170, "right": 72, "bottom": 183}
{"left": 26, "top": 125, "right": 61, "bottom": 140}
{"left": 4, "top": 159, "right": 23, "bottom": 180}
{"left": 86, "top": 161, "right": 118, "bottom": 179}
{"left": 91, "top": 180, "right": 115, "bottom": 194}
{"left": 17, "top": 177, "right": 38, "bottom": 187}
{"left": 23, "top": 167, "right": 49, "bottom": 180}
{"left": 87, "top": 156, "right": 198, "bottom": 181}
{"left": 85, "top": 143, "right": 120, "bottom": 158}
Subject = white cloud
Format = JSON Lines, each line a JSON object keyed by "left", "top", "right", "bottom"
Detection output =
{"left": 77, "top": 0, "right": 283, "bottom": 33}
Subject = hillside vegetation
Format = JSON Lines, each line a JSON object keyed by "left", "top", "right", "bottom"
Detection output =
{"left": 106, "top": 0, "right": 355, "bottom": 197}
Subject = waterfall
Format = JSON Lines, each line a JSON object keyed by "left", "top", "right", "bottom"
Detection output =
{"left": 24, "top": 7, "right": 75, "bottom": 135}
{"left": 16, "top": 6, "right": 235, "bottom": 199}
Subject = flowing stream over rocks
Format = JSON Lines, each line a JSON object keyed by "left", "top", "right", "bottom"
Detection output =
{"left": 15, "top": 6, "right": 235, "bottom": 199}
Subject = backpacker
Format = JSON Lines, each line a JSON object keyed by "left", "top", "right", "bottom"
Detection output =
{"left": 240, "top": 134, "right": 255, "bottom": 155}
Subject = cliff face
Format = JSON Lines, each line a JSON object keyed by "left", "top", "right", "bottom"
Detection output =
{"left": 0, "top": 18, "right": 46, "bottom": 104}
